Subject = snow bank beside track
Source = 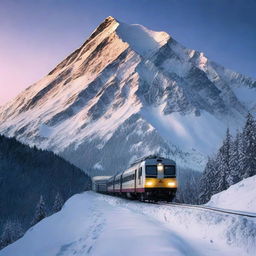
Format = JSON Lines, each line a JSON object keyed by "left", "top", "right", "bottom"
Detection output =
{"left": 98, "top": 193, "right": 256, "bottom": 256}
{"left": 1, "top": 192, "right": 255, "bottom": 256}
{"left": 206, "top": 175, "right": 256, "bottom": 213}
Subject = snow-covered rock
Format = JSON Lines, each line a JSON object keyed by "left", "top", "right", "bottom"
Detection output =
{"left": 1, "top": 192, "right": 255, "bottom": 256}
{"left": 207, "top": 175, "right": 256, "bottom": 213}
{"left": 0, "top": 16, "right": 255, "bottom": 175}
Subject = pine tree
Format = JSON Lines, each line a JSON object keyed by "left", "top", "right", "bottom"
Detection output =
{"left": 53, "top": 192, "right": 64, "bottom": 212}
{"left": 237, "top": 131, "right": 246, "bottom": 176}
{"left": 199, "top": 162, "right": 208, "bottom": 204}
{"left": 199, "top": 116, "right": 256, "bottom": 204}
{"left": 242, "top": 113, "right": 256, "bottom": 178}
{"left": 214, "top": 129, "right": 232, "bottom": 192}
{"left": 228, "top": 132, "right": 240, "bottom": 185}
{"left": 199, "top": 156, "right": 217, "bottom": 204}
{"left": 0, "top": 221, "right": 14, "bottom": 248}
{"left": 0, "top": 220, "right": 23, "bottom": 249}
{"left": 208, "top": 156, "right": 220, "bottom": 196}
{"left": 199, "top": 129, "right": 234, "bottom": 204}
{"left": 31, "top": 195, "right": 47, "bottom": 226}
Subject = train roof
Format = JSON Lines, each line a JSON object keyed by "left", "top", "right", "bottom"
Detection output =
{"left": 130, "top": 155, "right": 175, "bottom": 166}
{"left": 92, "top": 176, "right": 111, "bottom": 182}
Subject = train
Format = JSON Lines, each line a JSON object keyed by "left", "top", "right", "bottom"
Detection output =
{"left": 92, "top": 155, "right": 177, "bottom": 202}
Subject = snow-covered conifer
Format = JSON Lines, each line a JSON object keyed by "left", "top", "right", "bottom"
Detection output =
{"left": 31, "top": 195, "right": 47, "bottom": 226}
{"left": 216, "top": 129, "right": 232, "bottom": 192}
{"left": 53, "top": 192, "right": 64, "bottom": 212}
{"left": 0, "top": 220, "right": 23, "bottom": 249}
{"left": 199, "top": 118, "right": 256, "bottom": 203}
{"left": 199, "top": 156, "right": 217, "bottom": 204}
{"left": 242, "top": 113, "right": 256, "bottom": 178}
{"left": 237, "top": 131, "right": 245, "bottom": 176}
{"left": 228, "top": 132, "right": 240, "bottom": 185}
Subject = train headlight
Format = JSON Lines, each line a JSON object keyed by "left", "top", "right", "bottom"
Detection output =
{"left": 157, "top": 164, "right": 164, "bottom": 172}
{"left": 168, "top": 181, "right": 176, "bottom": 187}
{"left": 146, "top": 181, "right": 153, "bottom": 186}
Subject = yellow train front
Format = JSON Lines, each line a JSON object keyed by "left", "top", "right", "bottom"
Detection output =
{"left": 106, "top": 156, "right": 177, "bottom": 202}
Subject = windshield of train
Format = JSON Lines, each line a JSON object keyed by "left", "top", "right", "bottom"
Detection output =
{"left": 146, "top": 165, "right": 157, "bottom": 177}
{"left": 164, "top": 165, "right": 176, "bottom": 177}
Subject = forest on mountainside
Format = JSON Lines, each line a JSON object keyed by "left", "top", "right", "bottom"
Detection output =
{"left": 0, "top": 135, "right": 91, "bottom": 249}
{"left": 199, "top": 113, "right": 256, "bottom": 204}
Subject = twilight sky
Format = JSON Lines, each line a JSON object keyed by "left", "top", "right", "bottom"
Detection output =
{"left": 0, "top": 0, "right": 255, "bottom": 105}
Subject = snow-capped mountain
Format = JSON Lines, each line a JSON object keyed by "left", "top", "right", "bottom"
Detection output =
{"left": 0, "top": 16, "right": 255, "bottom": 175}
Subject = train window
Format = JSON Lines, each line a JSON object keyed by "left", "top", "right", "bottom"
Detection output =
{"left": 114, "top": 178, "right": 121, "bottom": 184}
{"left": 107, "top": 180, "right": 113, "bottom": 186}
{"left": 123, "top": 175, "right": 127, "bottom": 183}
{"left": 122, "top": 173, "right": 135, "bottom": 182}
{"left": 146, "top": 165, "right": 157, "bottom": 177}
{"left": 139, "top": 167, "right": 142, "bottom": 177}
{"left": 164, "top": 165, "right": 176, "bottom": 177}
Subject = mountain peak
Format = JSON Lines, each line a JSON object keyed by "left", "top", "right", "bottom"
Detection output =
{"left": 0, "top": 18, "right": 256, "bottom": 176}
{"left": 87, "top": 16, "right": 119, "bottom": 41}
{"left": 91, "top": 16, "right": 170, "bottom": 57}
{"left": 104, "top": 16, "right": 117, "bottom": 22}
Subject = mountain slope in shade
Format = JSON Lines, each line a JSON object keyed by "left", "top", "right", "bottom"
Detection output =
{"left": 0, "top": 135, "right": 91, "bottom": 248}
{"left": 0, "top": 16, "right": 255, "bottom": 175}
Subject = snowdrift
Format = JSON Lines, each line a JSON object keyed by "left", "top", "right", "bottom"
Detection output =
{"left": 207, "top": 175, "right": 256, "bottom": 213}
{"left": 0, "top": 192, "right": 255, "bottom": 256}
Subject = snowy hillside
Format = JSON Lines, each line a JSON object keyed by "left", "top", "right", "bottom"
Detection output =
{"left": 207, "top": 175, "right": 256, "bottom": 213}
{"left": 1, "top": 192, "right": 255, "bottom": 256}
{"left": 0, "top": 16, "right": 255, "bottom": 175}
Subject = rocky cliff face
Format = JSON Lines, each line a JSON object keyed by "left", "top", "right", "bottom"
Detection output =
{"left": 0, "top": 16, "right": 255, "bottom": 175}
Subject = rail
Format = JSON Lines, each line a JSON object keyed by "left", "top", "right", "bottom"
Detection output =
{"left": 153, "top": 202, "right": 256, "bottom": 218}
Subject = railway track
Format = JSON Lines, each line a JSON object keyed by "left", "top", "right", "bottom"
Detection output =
{"left": 97, "top": 192, "right": 256, "bottom": 218}
{"left": 153, "top": 202, "right": 256, "bottom": 218}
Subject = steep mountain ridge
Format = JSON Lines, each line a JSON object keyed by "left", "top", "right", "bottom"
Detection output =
{"left": 0, "top": 16, "right": 255, "bottom": 175}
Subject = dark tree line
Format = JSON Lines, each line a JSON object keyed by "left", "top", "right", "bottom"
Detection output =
{"left": 0, "top": 135, "right": 91, "bottom": 249}
{"left": 0, "top": 192, "right": 65, "bottom": 248}
{"left": 199, "top": 113, "right": 256, "bottom": 204}
{"left": 0, "top": 220, "right": 23, "bottom": 249}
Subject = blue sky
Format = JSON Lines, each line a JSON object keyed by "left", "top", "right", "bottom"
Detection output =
{"left": 0, "top": 0, "right": 255, "bottom": 104}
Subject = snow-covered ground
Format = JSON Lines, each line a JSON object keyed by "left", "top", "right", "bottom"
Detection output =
{"left": 1, "top": 192, "right": 255, "bottom": 256}
{"left": 207, "top": 175, "right": 256, "bottom": 213}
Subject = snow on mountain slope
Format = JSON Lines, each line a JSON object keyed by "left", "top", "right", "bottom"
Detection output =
{"left": 116, "top": 22, "right": 170, "bottom": 56}
{"left": 1, "top": 192, "right": 255, "bottom": 256}
{"left": 141, "top": 106, "right": 226, "bottom": 154}
{"left": 207, "top": 175, "right": 256, "bottom": 213}
{"left": 0, "top": 16, "right": 255, "bottom": 175}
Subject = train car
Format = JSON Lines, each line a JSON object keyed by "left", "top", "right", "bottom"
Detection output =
{"left": 113, "top": 172, "right": 122, "bottom": 194}
{"left": 106, "top": 155, "right": 177, "bottom": 202}
{"left": 92, "top": 176, "right": 111, "bottom": 193}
